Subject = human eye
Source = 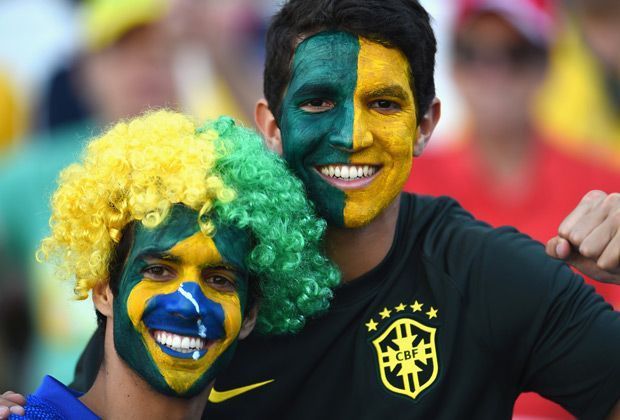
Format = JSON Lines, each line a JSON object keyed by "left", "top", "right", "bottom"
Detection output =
{"left": 204, "top": 272, "right": 238, "bottom": 293}
{"left": 368, "top": 99, "right": 402, "bottom": 115}
{"left": 142, "top": 264, "right": 176, "bottom": 281}
{"left": 299, "top": 98, "right": 335, "bottom": 113}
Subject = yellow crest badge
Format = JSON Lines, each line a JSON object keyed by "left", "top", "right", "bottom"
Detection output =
{"left": 367, "top": 301, "right": 439, "bottom": 400}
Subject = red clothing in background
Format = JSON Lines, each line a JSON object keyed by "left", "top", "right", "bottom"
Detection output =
{"left": 406, "top": 137, "right": 620, "bottom": 419}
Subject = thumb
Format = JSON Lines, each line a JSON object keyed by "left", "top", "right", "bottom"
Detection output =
{"left": 546, "top": 236, "right": 619, "bottom": 284}
{"left": 546, "top": 236, "right": 571, "bottom": 260}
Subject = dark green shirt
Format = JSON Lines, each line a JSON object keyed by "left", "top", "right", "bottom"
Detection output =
{"left": 73, "top": 194, "right": 620, "bottom": 419}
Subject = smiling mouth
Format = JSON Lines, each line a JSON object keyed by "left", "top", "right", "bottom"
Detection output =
{"left": 316, "top": 164, "right": 381, "bottom": 180}
{"left": 150, "top": 329, "right": 212, "bottom": 354}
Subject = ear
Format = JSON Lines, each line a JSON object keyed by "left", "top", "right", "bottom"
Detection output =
{"left": 238, "top": 304, "right": 258, "bottom": 340}
{"left": 413, "top": 97, "right": 441, "bottom": 157}
{"left": 92, "top": 281, "right": 114, "bottom": 318}
{"left": 255, "top": 98, "right": 283, "bottom": 155}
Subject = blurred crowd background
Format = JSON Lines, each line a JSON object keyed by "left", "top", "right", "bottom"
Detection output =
{"left": 0, "top": 0, "right": 618, "bottom": 418}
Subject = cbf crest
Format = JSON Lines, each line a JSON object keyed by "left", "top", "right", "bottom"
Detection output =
{"left": 366, "top": 301, "right": 439, "bottom": 400}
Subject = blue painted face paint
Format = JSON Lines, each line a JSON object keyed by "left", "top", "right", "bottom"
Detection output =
{"left": 142, "top": 282, "right": 226, "bottom": 361}
{"left": 114, "top": 204, "right": 251, "bottom": 397}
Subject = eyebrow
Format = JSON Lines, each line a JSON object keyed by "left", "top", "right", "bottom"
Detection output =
{"left": 363, "top": 85, "right": 410, "bottom": 101}
{"left": 140, "top": 253, "right": 244, "bottom": 274}
{"left": 140, "top": 251, "right": 181, "bottom": 264}
{"left": 206, "top": 263, "right": 240, "bottom": 272}
{"left": 292, "top": 82, "right": 339, "bottom": 99}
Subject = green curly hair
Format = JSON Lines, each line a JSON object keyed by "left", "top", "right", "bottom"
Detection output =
{"left": 39, "top": 110, "right": 340, "bottom": 335}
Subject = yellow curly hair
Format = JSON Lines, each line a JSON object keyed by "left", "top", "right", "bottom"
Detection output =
{"left": 39, "top": 110, "right": 235, "bottom": 299}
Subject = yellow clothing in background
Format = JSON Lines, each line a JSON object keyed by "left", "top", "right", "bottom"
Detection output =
{"left": 536, "top": 18, "right": 620, "bottom": 168}
{"left": 0, "top": 72, "right": 27, "bottom": 152}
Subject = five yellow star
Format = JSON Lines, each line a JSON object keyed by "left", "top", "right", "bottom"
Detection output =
{"left": 394, "top": 303, "right": 406, "bottom": 312}
{"left": 411, "top": 300, "right": 423, "bottom": 312}
{"left": 426, "top": 306, "right": 438, "bottom": 319}
{"left": 365, "top": 318, "right": 378, "bottom": 332}
{"left": 379, "top": 307, "right": 392, "bottom": 319}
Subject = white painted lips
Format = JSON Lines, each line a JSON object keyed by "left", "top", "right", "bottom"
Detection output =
{"left": 316, "top": 164, "right": 380, "bottom": 180}
{"left": 152, "top": 329, "right": 207, "bottom": 354}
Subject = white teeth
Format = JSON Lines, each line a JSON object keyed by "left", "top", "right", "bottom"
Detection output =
{"left": 317, "top": 165, "right": 379, "bottom": 180}
{"left": 152, "top": 330, "right": 207, "bottom": 354}
{"left": 181, "top": 336, "right": 190, "bottom": 349}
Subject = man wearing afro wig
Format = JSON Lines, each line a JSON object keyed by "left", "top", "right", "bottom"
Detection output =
{"left": 7, "top": 0, "right": 620, "bottom": 418}
{"left": 7, "top": 110, "right": 338, "bottom": 419}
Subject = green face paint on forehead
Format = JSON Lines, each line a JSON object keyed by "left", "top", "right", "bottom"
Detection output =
{"left": 113, "top": 204, "right": 252, "bottom": 396}
{"left": 279, "top": 31, "right": 360, "bottom": 227}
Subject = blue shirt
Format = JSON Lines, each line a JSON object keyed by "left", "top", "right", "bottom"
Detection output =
{"left": 10, "top": 375, "right": 99, "bottom": 419}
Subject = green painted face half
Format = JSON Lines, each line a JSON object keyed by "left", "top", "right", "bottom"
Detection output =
{"left": 113, "top": 204, "right": 252, "bottom": 397}
{"left": 279, "top": 31, "right": 358, "bottom": 227}
{"left": 279, "top": 31, "right": 417, "bottom": 228}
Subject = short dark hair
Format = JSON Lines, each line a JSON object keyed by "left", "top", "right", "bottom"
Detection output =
{"left": 95, "top": 222, "right": 135, "bottom": 327}
{"left": 264, "top": 0, "right": 437, "bottom": 121}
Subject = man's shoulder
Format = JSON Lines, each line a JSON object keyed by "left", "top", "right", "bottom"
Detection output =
{"left": 403, "top": 193, "right": 553, "bottom": 285}
{"left": 403, "top": 193, "right": 493, "bottom": 258}
{"left": 13, "top": 376, "right": 98, "bottom": 420}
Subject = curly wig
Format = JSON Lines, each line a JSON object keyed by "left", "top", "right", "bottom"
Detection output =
{"left": 39, "top": 110, "right": 340, "bottom": 334}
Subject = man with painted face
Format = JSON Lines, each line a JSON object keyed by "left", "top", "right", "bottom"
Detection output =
{"left": 11, "top": 0, "right": 620, "bottom": 419}
{"left": 4, "top": 110, "right": 337, "bottom": 419}
{"left": 205, "top": 1, "right": 620, "bottom": 418}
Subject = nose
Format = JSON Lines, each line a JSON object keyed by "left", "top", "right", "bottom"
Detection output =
{"left": 327, "top": 101, "right": 355, "bottom": 151}
{"left": 326, "top": 102, "right": 374, "bottom": 152}
{"left": 142, "top": 281, "right": 227, "bottom": 340}
{"left": 329, "top": 128, "right": 373, "bottom": 152}
{"left": 352, "top": 105, "right": 374, "bottom": 151}
{"left": 165, "top": 282, "right": 212, "bottom": 320}
{"left": 327, "top": 133, "right": 354, "bottom": 150}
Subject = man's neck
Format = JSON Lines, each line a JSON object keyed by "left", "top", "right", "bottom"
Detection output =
{"left": 80, "top": 324, "right": 210, "bottom": 420}
{"left": 325, "top": 195, "right": 401, "bottom": 283}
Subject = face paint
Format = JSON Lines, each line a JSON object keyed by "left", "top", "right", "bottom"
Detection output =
{"left": 113, "top": 204, "right": 251, "bottom": 397}
{"left": 279, "top": 32, "right": 417, "bottom": 228}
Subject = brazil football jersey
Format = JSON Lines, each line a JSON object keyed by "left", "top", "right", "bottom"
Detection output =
{"left": 204, "top": 194, "right": 620, "bottom": 419}
{"left": 72, "top": 194, "right": 620, "bottom": 419}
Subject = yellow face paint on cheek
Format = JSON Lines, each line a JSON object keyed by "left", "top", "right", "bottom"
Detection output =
{"left": 126, "top": 232, "right": 243, "bottom": 395}
{"left": 343, "top": 38, "right": 417, "bottom": 228}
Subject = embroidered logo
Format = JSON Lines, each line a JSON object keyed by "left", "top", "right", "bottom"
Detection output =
{"left": 366, "top": 301, "right": 439, "bottom": 400}
{"left": 209, "top": 379, "right": 275, "bottom": 403}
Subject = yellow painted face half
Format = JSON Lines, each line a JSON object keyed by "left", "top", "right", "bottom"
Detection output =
{"left": 345, "top": 38, "right": 417, "bottom": 227}
{"left": 113, "top": 205, "right": 250, "bottom": 397}
{"left": 279, "top": 32, "right": 417, "bottom": 228}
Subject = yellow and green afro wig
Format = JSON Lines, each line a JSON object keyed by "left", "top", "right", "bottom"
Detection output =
{"left": 39, "top": 110, "right": 340, "bottom": 334}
